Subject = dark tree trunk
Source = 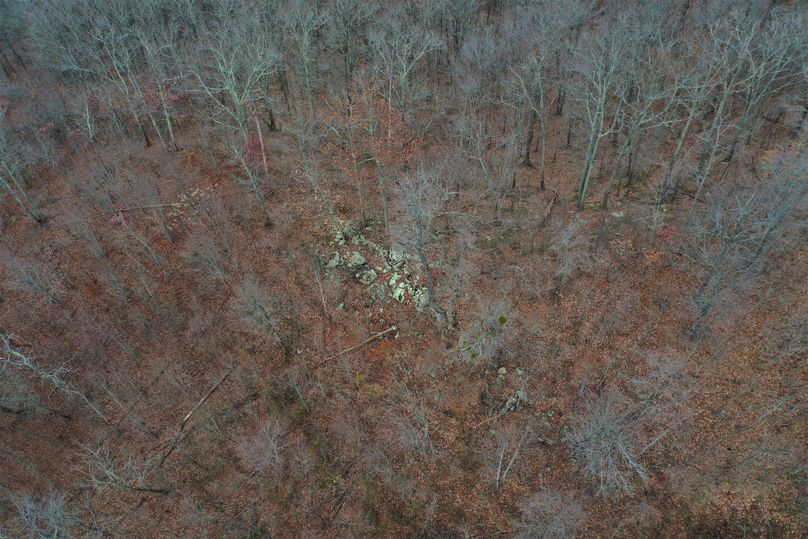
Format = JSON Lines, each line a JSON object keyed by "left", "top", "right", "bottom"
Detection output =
{"left": 566, "top": 119, "right": 573, "bottom": 148}
{"left": 0, "top": 48, "right": 18, "bottom": 77}
{"left": 265, "top": 108, "right": 277, "bottom": 131}
{"left": 523, "top": 108, "right": 536, "bottom": 167}
{"left": 796, "top": 97, "right": 808, "bottom": 136}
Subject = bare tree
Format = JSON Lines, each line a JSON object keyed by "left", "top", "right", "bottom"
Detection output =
{"left": 1, "top": 334, "right": 106, "bottom": 421}
{"left": 131, "top": 0, "right": 189, "bottom": 151}
{"left": 5, "top": 491, "right": 81, "bottom": 539}
{"left": 80, "top": 442, "right": 168, "bottom": 494}
{"left": 686, "top": 152, "right": 807, "bottom": 336}
{"left": 549, "top": 218, "right": 597, "bottom": 288}
{"left": 282, "top": 0, "right": 325, "bottom": 118}
{"left": 690, "top": 12, "right": 758, "bottom": 210}
{"left": 797, "top": 63, "right": 808, "bottom": 136}
{"left": 0, "top": 354, "right": 73, "bottom": 419}
{"left": 514, "top": 489, "right": 585, "bottom": 539}
{"left": 185, "top": 229, "right": 229, "bottom": 288}
{"left": 232, "top": 275, "right": 284, "bottom": 346}
{"left": 325, "top": 0, "right": 377, "bottom": 89}
{"left": 452, "top": 26, "right": 508, "bottom": 107}
{"left": 507, "top": 49, "right": 549, "bottom": 189}
{"left": 392, "top": 164, "right": 449, "bottom": 318}
{"left": 78, "top": 1, "right": 156, "bottom": 147}
{"left": 0, "top": 110, "right": 45, "bottom": 223}
{"left": 369, "top": 11, "right": 442, "bottom": 115}
{"left": 657, "top": 42, "right": 717, "bottom": 204}
{"left": 493, "top": 421, "right": 532, "bottom": 489}
{"left": 457, "top": 297, "right": 511, "bottom": 366}
{"left": 188, "top": 3, "right": 279, "bottom": 203}
{"left": 565, "top": 391, "right": 648, "bottom": 496}
{"left": 236, "top": 416, "right": 289, "bottom": 473}
{"left": 424, "top": 0, "right": 478, "bottom": 60}
{"left": 0, "top": 0, "right": 27, "bottom": 77}
{"left": 454, "top": 106, "right": 519, "bottom": 212}
{"left": 454, "top": 109, "right": 495, "bottom": 196}
{"left": 573, "top": 30, "right": 630, "bottom": 210}
{"left": 0, "top": 364, "right": 38, "bottom": 415}
{"left": 601, "top": 32, "right": 678, "bottom": 209}
{"left": 723, "top": 7, "right": 807, "bottom": 162}
{"left": 387, "top": 380, "right": 436, "bottom": 460}
{"left": 3, "top": 251, "right": 63, "bottom": 305}
{"left": 69, "top": 83, "right": 101, "bottom": 146}
{"left": 537, "top": 0, "right": 593, "bottom": 119}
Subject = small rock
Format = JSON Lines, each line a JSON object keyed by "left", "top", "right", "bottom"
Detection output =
{"left": 611, "top": 211, "right": 624, "bottom": 218}
{"left": 444, "top": 308, "right": 457, "bottom": 328}
{"left": 334, "top": 228, "right": 349, "bottom": 245}
{"left": 497, "top": 367, "right": 508, "bottom": 377}
{"left": 430, "top": 306, "right": 447, "bottom": 324}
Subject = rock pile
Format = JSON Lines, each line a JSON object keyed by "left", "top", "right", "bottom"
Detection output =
{"left": 319, "top": 218, "right": 433, "bottom": 313}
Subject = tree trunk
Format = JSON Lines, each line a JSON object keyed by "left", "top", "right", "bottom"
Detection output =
{"left": 1, "top": 162, "right": 46, "bottom": 223}
{"left": 538, "top": 106, "right": 547, "bottom": 191}
{"left": 129, "top": 74, "right": 165, "bottom": 147}
{"left": 660, "top": 106, "right": 697, "bottom": 203}
{"left": 302, "top": 57, "right": 315, "bottom": 118}
{"left": 602, "top": 141, "right": 629, "bottom": 209}
{"left": 523, "top": 108, "right": 536, "bottom": 167}
{"left": 418, "top": 249, "right": 435, "bottom": 310}
{"left": 578, "top": 103, "right": 605, "bottom": 210}
{"left": 255, "top": 116, "right": 269, "bottom": 178}
{"left": 7, "top": 40, "right": 24, "bottom": 68}
{"left": 0, "top": 48, "right": 18, "bottom": 78}
{"left": 375, "top": 160, "right": 390, "bottom": 236}
{"left": 695, "top": 77, "right": 733, "bottom": 184}
{"left": 266, "top": 108, "right": 277, "bottom": 131}
{"left": 156, "top": 80, "right": 179, "bottom": 151}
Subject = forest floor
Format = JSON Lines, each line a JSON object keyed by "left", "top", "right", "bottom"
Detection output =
{"left": 1, "top": 103, "right": 806, "bottom": 537}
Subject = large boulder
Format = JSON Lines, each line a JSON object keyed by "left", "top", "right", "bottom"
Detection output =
{"left": 366, "top": 282, "right": 387, "bottom": 300}
{"left": 325, "top": 252, "right": 343, "bottom": 269}
{"left": 355, "top": 268, "right": 378, "bottom": 285}
{"left": 347, "top": 251, "right": 368, "bottom": 268}
{"left": 392, "top": 283, "right": 407, "bottom": 302}
{"left": 412, "top": 287, "right": 430, "bottom": 312}
{"left": 387, "top": 249, "right": 406, "bottom": 270}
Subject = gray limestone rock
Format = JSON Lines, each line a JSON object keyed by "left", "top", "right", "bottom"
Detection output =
{"left": 347, "top": 251, "right": 368, "bottom": 268}
{"left": 355, "top": 268, "right": 378, "bottom": 285}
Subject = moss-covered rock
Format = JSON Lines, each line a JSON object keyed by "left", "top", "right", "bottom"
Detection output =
{"left": 347, "top": 251, "right": 368, "bottom": 268}
{"left": 366, "top": 282, "right": 387, "bottom": 300}
{"left": 412, "top": 287, "right": 430, "bottom": 312}
{"left": 355, "top": 268, "right": 378, "bottom": 285}
{"left": 325, "top": 252, "right": 343, "bottom": 269}
{"left": 392, "top": 283, "right": 407, "bottom": 302}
